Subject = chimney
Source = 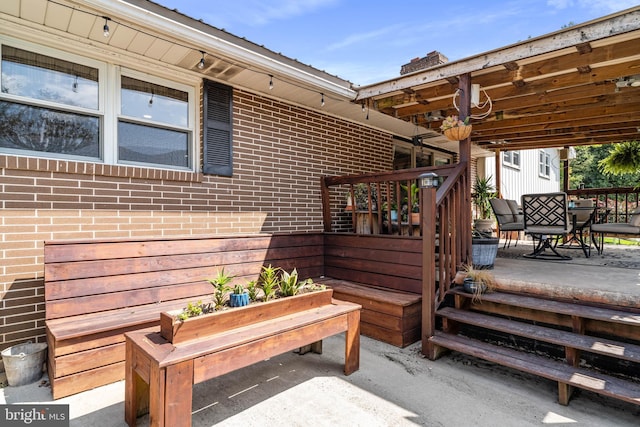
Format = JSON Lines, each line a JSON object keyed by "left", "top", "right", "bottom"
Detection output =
{"left": 400, "top": 51, "right": 448, "bottom": 75}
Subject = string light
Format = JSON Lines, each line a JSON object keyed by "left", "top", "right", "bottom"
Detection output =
{"left": 102, "top": 17, "right": 110, "bottom": 37}
{"left": 361, "top": 102, "right": 365, "bottom": 112}
{"left": 197, "top": 51, "right": 205, "bottom": 69}
{"left": 45, "top": 0, "right": 340, "bottom": 112}
{"left": 72, "top": 75, "right": 78, "bottom": 92}
{"left": 148, "top": 91, "right": 154, "bottom": 107}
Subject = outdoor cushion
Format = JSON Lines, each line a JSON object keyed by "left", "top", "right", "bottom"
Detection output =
{"left": 630, "top": 207, "right": 640, "bottom": 226}
{"left": 591, "top": 223, "right": 640, "bottom": 234}
{"left": 490, "top": 198, "right": 515, "bottom": 223}
{"left": 506, "top": 199, "right": 524, "bottom": 223}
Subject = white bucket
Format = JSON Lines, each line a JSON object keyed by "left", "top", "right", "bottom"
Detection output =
{"left": 1, "top": 342, "right": 48, "bottom": 386}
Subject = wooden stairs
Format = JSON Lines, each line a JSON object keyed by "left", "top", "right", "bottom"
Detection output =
{"left": 429, "top": 287, "right": 640, "bottom": 406}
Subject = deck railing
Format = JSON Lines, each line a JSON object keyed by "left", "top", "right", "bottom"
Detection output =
{"left": 321, "top": 162, "right": 471, "bottom": 356}
{"left": 567, "top": 187, "right": 639, "bottom": 223}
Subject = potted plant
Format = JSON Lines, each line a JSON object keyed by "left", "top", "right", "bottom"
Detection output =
{"left": 382, "top": 201, "right": 398, "bottom": 222}
{"left": 401, "top": 182, "right": 420, "bottom": 223}
{"left": 472, "top": 176, "right": 496, "bottom": 233}
{"left": 229, "top": 283, "right": 249, "bottom": 307}
{"left": 459, "top": 263, "right": 496, "bottom": 303}
{"left": 161, "top": 266, "right": 333, "bottom": 344}
{"left": 352, "top": 183, "right": 377, "bottom": 211}
{"left": 440, "top": 115, "right": 472, "bottom": 141}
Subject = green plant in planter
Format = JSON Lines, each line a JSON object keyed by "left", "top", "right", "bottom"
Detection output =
{"left": 259, "top": 264, "right": 280, "bottom": 301}
{"left": 278, "top": 268, "right": 313, "bottom": 297}
{"left": 207, "top": 267, "right": 234, "bottom": 309}
{"left": 460, "top": 263, "right": 496, "bottom": 303}
{"left": 352, "top": 183, "right": 378, "bottom": 211}
{"left": 246, "top": 280, "right": 259, "bottom": 302}
{"left": 229, "top": 283, "right": 249, "bottom": 307}
{"left": 177, "top": 300, "right": 203, "bottom": 321}
{"left": 382, "top": 200, "right": 399, "bottom": 221}
{"left": 472, "top": 176, "right": 496, "bottom": 220}
{"left": 401, "top": 182, "right": 420, "bottom": 213}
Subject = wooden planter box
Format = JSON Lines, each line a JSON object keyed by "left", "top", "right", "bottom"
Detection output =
{"left": 160, "top": 289, "right": 334, "bottom": 344}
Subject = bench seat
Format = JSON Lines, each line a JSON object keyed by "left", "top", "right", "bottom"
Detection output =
{"left": 44, "top": 234, "right": 326, "bottom": 399}
{"left": 316, "top": 278, "right": 421, "bottom": 347}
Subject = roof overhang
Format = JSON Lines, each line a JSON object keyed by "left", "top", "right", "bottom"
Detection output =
{"left": 356, "top": 7, "right": 640, "bottom": 152}
{"left": 0, "top": 0, "right": 433, "bottom": 147}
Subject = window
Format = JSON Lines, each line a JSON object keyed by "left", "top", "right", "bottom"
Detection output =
{"left": 119, "top": 76, "right": 190, "bottom": 168}
{"left": 392, "top": 141, "right": 449, "bottom": 170}
{"left": 0, "top": 39, "right": 199, "bottom": 172}
{"left": 0, "top": 45, "right": 100, "bottom": 159}
{"left": 539, "top": 150, "right": 551, "bottom": 178}
{"left": 502, "top": 150, "right": 520, "bottom": 168}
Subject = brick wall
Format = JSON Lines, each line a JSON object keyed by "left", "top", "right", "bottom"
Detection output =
{"left": 0, "top": 87, "right": 393, "bottom": 352}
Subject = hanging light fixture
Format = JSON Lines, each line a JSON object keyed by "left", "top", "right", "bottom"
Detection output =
{"left": 320, "top": 93, "right": 325, "bottom": 107}
{"left": 102, "top": 17, "right": 110, "bottom": 38}
{"left": 268, "top": 75, "right": 274, "bottom": 90}
{"left": 197, "top": 51, "right": 205, "bottom": 69}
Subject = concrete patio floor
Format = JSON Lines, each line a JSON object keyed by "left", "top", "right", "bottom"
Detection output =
{"left": 2, "top": 333, "right": 639, "bottom": 427}
{"left": 491, "top": 241, "right": 640, "bottom": 308}
{"left": 1, "top": 242, "right": 638, "bottom": 426}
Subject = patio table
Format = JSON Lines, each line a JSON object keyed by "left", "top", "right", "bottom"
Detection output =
{"left": 560, "top": 206, "right": 598, "bottom": 257}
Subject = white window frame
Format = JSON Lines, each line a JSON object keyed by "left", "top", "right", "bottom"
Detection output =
{"left": 502, "top": 150, "right": 520, "bottom": 169}
{"left": 0, "top": 38, "right": 106, "bottom": 162}
{"left": 0, "top": 36, "right": 198, "bottom": 172}
{"left": 539, "top": 150, "right": 551, "bottom": 178}
{"left": 115, "top": 68, "right": 195, "bottom": 170}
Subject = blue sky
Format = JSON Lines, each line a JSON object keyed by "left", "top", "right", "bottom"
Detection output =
{"left": 154, "top": 0, "right": 637, "bottom": 86}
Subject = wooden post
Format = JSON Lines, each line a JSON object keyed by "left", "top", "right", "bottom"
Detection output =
{"left": 421, "top": 183, "right": 437, "bottom": 358}
{"left": 320, "top": 176, "right": 333, "bottom": 232}
{"left": 563, "top": 146, "right": 570, "bottom": 194}
{"left": 459, "top": 74, "right": 473, "bottom": 265}
{"left": 495, "top": 149, "right": 502, "bottom": 199}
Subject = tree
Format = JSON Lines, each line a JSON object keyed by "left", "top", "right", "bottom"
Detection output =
{"left": 569, "top": 144, "right": 640, "bottom": 189}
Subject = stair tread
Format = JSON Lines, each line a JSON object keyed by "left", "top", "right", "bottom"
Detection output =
{"left": 430, "top": 331, "right": 640, "bottom": 405}
{"left": 449, "top": 288, "right": 640, "bottom": 326}
{"left": 437, "top": 307, "right": 640, "bottom": 362}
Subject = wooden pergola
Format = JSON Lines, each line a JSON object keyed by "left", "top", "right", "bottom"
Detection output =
{"left": 355, "top": 7, "right": 640, "bottom": 160}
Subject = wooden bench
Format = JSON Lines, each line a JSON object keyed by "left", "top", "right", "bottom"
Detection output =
{"left": 321, "top": 233, "right": 423, "bottom": 347}
{"left": 124, "top": 292, "right": 360, "bottom": 426}
{"left": 43, "top": 233, "right": 324, "bottom": 399}
{"left": 316, "top": 278, "right": 421, "bottom": 347}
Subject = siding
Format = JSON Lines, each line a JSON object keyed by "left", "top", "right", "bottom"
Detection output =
{"left": 483, "top": 148, "right": 561, "bottom": 203}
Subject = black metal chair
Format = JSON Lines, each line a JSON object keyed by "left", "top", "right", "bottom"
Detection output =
{"left": 521, "top": 192, "right": 572, "bottom": 260}
{"left": 489, "top": 198, "right": 524, "bottom": 248}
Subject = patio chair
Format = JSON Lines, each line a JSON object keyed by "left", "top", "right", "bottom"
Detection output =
{"left": 521, "top": 192, "right": 572, "bottom": 260}
{"left": 489, "top": 198, "right": 524, "bottom": 248}
{"left": 560, "top": 198, "right": 596, "bottom": 257}
{"left": 591, "top": 206, "right": 640, "bottom": 254}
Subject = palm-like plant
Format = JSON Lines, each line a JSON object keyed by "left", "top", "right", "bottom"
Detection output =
{"left": 472, "top": 176, "right": 496, "bottom": 220}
